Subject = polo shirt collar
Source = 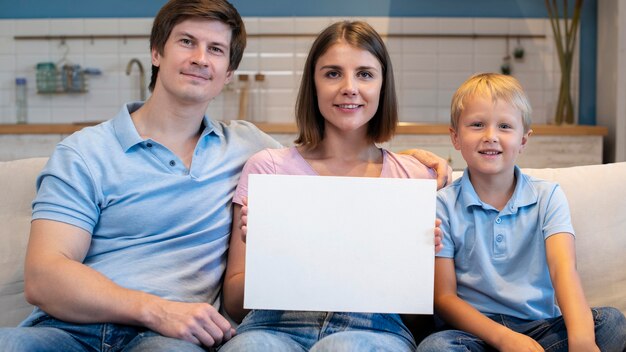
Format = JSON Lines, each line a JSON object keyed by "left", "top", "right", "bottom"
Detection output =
{"left": 112, "top": 102, "right": 221, "bottom": 152}
{"left": 202, "top": 115, "right": 223, "bottom": 138}
{"left": 459, "top": 165, "right": 538, "bottom": 213}
{"left": 112, "top": 103, "right": 143, "bottom": 152}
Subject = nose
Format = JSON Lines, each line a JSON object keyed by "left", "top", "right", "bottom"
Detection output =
{"left": 483, "top": 126, "right": 498, "bottom": 143}
{"left": 341, "top": 77, "right": 358, "bottom": 96}
{"left": 191, "top": 47, "right": 209, "bottom": 67}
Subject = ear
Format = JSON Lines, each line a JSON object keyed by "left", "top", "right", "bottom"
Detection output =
{"left": 450, "top": 126, "right": 461, "bottom": 151}
{"left": 151, "top": 47, "right": 161, "bottom": 67}
{"left": 224, "top": 70, "right": 234, "bottom": 85}
{"left": 519, "top": 129, "right": 533, "bottom": 153}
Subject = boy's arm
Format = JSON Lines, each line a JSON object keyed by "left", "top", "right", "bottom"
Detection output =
{"left": 434, "top": 258, "right": 544, "bottom": 351}
{"left": 222, "top": 204, "right": 250, "bottom": 323}
{"left": 546, "top": 233, "right": 599, "bottom": 351}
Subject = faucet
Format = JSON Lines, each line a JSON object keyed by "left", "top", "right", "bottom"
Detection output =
{"left": 126, "top": 58, "right": 146, "bottom": 101}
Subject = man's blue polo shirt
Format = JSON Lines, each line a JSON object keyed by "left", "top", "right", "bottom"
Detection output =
{"left": 24, "top": 103, "right": 280, "bottom": 325}
{"left": 436, "top": 166, "right": 575, "bottom": 320}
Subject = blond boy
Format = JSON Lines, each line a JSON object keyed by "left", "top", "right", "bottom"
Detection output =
{"left": 417, "top": 73, "right": 626, "bottom": 351}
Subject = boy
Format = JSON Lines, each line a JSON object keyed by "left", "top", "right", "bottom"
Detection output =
{"left": 417, "top": 73, "right": 626, "bottom": 351}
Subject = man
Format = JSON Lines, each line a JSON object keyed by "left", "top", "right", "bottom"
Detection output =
{"left": 0, "top": 0, "right": 449, "bottom": 350}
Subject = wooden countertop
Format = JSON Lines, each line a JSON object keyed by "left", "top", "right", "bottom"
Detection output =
{"left": 0, "top": 122, "right": 608, "bottom": 136}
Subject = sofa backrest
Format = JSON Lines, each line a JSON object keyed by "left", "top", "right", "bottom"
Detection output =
{"left": 0, "top": 157, "right": 47, "bottom": 327}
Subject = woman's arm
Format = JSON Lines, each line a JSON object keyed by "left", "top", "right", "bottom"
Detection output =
{"left": 222, "top": 204, "right": 250, "bottom": 323}
{"left": 433, "top": 258, "right": 543, "bottom": 351}
{"left": 398, "top": 149, "right": 452, "bottom": 189}
{"left": 546, "top": 233, "right": 599, "bottom": 351}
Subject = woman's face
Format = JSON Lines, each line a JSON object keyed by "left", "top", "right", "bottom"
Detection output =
{"left": 314, "top": 42, "right": 383, "bottom": 136}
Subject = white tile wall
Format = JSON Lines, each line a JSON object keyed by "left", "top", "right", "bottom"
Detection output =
{"left": 0, "top": 17, "right": 578, "bottom": 126}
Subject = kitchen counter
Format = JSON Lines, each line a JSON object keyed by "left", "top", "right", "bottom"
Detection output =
{"left": 0, "top": 122, "right": 608, "bottom": 167}
{"left": 0, "top": 122, "right": 609, "bottom": 136}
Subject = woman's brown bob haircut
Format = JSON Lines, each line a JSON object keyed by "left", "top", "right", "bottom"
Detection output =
{"left": 148, "top": 0, "right": 246, "bottom": 92}
{"left": 295, "top": 21, "right": 398, "bottom": 148}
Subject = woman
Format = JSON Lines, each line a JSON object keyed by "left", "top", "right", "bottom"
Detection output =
{"left": 221, "top": 21, "right": 440, "bottom": 351}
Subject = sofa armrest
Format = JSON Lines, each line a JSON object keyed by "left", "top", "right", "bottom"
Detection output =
{"left": 0, "top": 157, "right": 48, "bottom": 327}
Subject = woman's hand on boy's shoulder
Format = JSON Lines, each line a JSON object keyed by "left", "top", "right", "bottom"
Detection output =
{"left": 398, "top": 148, "right": 452, "bottom": 189}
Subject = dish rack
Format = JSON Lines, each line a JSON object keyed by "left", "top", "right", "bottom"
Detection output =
{"left": 36, "top": 62, "right": 88, "bottom": 94}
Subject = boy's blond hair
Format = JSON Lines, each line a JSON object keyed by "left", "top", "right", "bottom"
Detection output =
{"left": 450, "top": 73, "right": 532, "bottom": 133}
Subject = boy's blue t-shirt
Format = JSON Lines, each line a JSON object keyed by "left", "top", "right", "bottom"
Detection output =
{"left": 437, "top": 166, "right": 575, "bottom": 320}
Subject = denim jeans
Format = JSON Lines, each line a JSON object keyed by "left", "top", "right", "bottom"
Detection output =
{"left": 218, "top": 310, "right": 416, "bottom": 352}
{"left": 0, "top": 313, "right": 208, "bottom": 352}
{"left": 416, "top": 307, "right": 626, "bottom": 352}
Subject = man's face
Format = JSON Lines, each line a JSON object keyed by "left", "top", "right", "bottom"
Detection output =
{"left": 151, "top": 18, "right": 234, "bottom": 105}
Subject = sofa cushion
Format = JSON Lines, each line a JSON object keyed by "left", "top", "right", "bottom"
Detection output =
{"left": 0, "top": 157, "right": 47, "bottom": 327}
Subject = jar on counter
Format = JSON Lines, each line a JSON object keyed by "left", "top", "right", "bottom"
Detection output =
{"left": 36, "top": 62, "right": 58, "bottom": 93}
{"left": 62, "top": 64, "right": 85, "bottom": 92}
{"left": 15, "top": 78, "right": 27, "bottom": 124}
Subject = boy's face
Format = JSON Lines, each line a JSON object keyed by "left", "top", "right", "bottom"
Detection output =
{"left": 450, "top": 95, "right": 531, "bottom": 178}
{"left": 151, "top": 18, "right": 234, "bottom": 104}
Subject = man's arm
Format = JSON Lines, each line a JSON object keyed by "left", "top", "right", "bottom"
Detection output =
{"left": 433, "top": 258, "right": 544, "bottom": 351}
{"left": 399, "top": 149, "right": 452, "bottom": 189}
{"left": 24, "top": 219, "right": 234, "bottom": 347}
{"left": 546, "top": 233, "right": 599, "bottom": 351}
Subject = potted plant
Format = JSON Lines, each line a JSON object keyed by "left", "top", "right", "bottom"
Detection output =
{"left": 546, "top": 0, "right": 583, "bottom": 125}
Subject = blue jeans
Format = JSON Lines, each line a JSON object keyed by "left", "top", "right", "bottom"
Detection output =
{"left": 219, "top": 310, "right": 417, "bottom": 352}
{"left": 0, "top": 313, "right": 208, "bottom": 352}
{"left": 416, "top": 307, "right": 626, "bottom": 352}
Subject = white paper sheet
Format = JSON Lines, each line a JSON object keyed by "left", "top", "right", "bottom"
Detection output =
{"left": 244, "top": 174, "right": 436, "bottom": 314}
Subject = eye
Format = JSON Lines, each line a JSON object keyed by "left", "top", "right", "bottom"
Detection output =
{"left": 180, "top": 38, "right": 193, "bottom": 46}
{"left": 469, "top": 122, "right": 483, "bottom": 128}
{"left": 499, "top": 123, "right": 512, "bottom": 129}
{"left": 324, "top": 70, "right": 340, "bottom": 79}
{"left": 357, "top": 71, "right": 373, "bottom": 79}
{"left": 209, "top": 46, "right": 225, "bottom": 55}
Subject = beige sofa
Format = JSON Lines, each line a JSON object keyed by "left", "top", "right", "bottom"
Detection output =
{"left": 1, "top": 158, "right": 625, "bottom": 327}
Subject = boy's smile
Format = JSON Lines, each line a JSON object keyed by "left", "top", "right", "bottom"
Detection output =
{"left": 450, "top": 95, "right": 531, "bottom": 179}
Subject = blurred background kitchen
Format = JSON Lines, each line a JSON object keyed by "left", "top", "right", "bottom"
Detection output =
{"left": 0, "top": 0, "right": 624, "bottom": 169}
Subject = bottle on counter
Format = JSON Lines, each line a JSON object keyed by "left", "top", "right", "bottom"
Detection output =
{"left": 15, "top": 77, "right": 27, "bottom": 124}
{"left": 252, "top": 73, "right": 266, "bottom": 122}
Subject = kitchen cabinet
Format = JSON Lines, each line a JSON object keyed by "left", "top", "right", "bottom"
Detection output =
{"left": 0, "top": 134, "right": 66, "bottom": 161}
